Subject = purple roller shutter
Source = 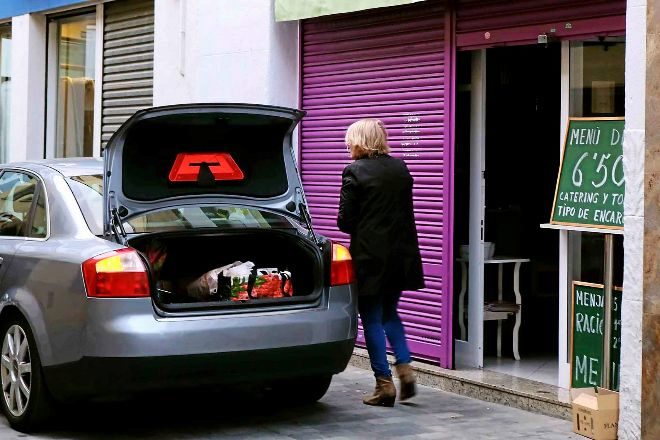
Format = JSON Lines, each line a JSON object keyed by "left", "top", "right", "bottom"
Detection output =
{"left": 456, "top": 0, "right": 626, "bottom": 49}
{"left": 300, "top": 1, "right": 453, "bottom": 367}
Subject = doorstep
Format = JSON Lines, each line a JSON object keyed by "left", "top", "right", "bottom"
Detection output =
{"left": 349, "top": 348, "right": 572, "bottom": 420}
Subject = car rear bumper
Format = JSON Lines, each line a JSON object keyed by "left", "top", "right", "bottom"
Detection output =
{"left": 43, "top": 339, "right": 355, "bottom": 401}
{"left": 82, "top": 287, "right": 356, "bottom": 357}
{"left": 43, "top": 287, "right": 357, "bottom": 400}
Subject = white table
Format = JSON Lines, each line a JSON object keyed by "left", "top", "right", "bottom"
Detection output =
{"left": 457, "top": 256, "right": 530, "bottom": 361}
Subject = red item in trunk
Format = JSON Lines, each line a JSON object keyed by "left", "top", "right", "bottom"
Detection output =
{"left": 231, "top": 283, "right": 250, "bottom": 301}
{"left": 281, "top": 271, "right": 293, "bottom": 297}
{"left": 252, "top": 274, "right": 284, "bottom": 298}
{"left": 283, "top": 278, "right": 293, "bottom": 297}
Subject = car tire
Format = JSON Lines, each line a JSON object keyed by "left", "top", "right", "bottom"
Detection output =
{"left": 0, "top": 315, "right": 53, "bottom": 433}
{"left": 270, "top": 375, "right": 333, "bottom": 405}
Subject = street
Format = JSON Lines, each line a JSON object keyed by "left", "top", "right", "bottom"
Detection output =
{"left": 0, "top": 366, "right": 578, "bottom": 440}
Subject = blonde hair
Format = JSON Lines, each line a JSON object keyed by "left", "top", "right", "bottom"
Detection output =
{"left": 345, "top": 119, "right": 391, "bottom": 159}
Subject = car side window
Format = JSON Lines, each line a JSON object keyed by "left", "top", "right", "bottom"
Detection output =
{"left": 0, "top": 171, "right": 39, "bottom": 237}
{"left": 29, "top": 186, "right": 47, "bottom": 239}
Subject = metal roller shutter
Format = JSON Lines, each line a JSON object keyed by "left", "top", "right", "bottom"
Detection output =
{"left": 300, "top": 1, "right": 453, "bottom": 367}
{"left": 456, "top": 0, "right": 626, "bottom": 49}
{"left": 101, "top": 0, "right": 154, "bottom": 147}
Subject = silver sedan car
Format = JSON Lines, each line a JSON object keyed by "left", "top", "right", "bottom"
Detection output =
{"left": 0, "top": 104, "right": 357, "bottom": 432}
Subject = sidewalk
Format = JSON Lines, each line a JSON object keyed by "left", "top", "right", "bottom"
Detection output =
{"left": 350, "top": 348, "right": 572, "bottom": 419}
{"left": 334, "top": 366, "right": 578, "bottom": 439}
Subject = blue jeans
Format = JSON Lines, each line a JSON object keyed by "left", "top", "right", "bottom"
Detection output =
{"left": 358, "top": 291, "right": 412, "bottom": 378}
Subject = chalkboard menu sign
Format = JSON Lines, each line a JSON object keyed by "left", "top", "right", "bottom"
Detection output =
{"left": 551, "top": 118, "right": 625, "bottom": 229}
{"left": 571, "top": 282, "right": 622, "bottom": 390}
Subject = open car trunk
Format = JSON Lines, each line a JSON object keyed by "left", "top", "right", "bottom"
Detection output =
{"left": 103, "top": 104, "right": 312, "bottom": 239}
{"left": 129, "top": 229, "right": 324, "bottom": 311}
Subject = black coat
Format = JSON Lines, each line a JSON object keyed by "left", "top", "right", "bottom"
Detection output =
{"left": 337, "top": 154, "right": 425, "bottom": 296}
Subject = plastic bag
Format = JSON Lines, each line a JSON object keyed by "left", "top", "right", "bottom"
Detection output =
{"left": 223, "top": 261, "right": 255, "bottom": 301}
{"left": 281, "top": 271, "right": 293, "bottom": 297}
{"left": 185, "top": 261, "right": 242, "bottom": 300}
{"left": 252, "top": 268, "right": 284, "bottom": 298}
{"left": 251, "top": 268, "right": 294, "bottom": 298}
{"left": 184, "top": 261, "right": 292, "bottom": 302}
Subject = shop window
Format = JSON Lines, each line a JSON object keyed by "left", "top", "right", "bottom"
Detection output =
{"left": 48, "top": 13, "right": 97, "bottom": 158}
{"left": 0, "top": 26, "right": 10, "bottom": 163}
{"left": 570, "top": 39, "right": 625, "bottom": 118}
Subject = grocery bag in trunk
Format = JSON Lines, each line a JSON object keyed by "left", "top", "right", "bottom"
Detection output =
{"left": 251, "top": 268, "right": 294, "bottom": 298}
{"left": 223, "top": 261, "right": 256, "bottom": 301}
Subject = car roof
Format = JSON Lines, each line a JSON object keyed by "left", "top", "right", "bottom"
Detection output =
{"left": 5, "top": 157, "right": 103, "bottom": 177}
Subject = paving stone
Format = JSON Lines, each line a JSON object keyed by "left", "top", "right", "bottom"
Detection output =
{"left": 0, "top": 366, "right": 578, "bottom": 439}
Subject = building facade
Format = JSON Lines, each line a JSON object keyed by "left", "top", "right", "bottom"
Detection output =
{"left": 0, "top": 0, "right": 653, "bottom": 437}
{"left": 0, "top": 0, "right": 155, "bottom": 162}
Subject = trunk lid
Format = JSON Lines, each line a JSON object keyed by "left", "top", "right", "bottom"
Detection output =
{"left": 103, "top": 104, "right": 315, "bottom": 241}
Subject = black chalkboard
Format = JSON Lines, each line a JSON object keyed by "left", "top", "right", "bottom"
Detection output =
{"left": 570, "top": 282, "right": 622, "bottom": 390}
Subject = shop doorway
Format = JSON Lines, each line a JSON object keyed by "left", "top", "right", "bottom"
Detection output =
{"left": 454, "top": 44, "right": 561, "bottom": 385}
{"left": 483, "top": 44, "right": 561, "bottom": 383}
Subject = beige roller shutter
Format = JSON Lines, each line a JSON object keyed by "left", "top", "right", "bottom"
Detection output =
{"left": 102, "top": 0, "right": 154, "bottom": 147}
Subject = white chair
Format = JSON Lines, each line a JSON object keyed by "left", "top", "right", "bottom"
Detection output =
{"left": 457, "top": 257, "right": 529, "bottom": 361}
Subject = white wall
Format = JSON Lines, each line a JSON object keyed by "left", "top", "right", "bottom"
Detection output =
{"left": 153, "top": 0, "right": 299, "bottom": 109}
{"left": 619, "top": 0, "right": 646, "bottom": 438}
{"left": 9, "top": 13, "right": 46, "bottom": 162}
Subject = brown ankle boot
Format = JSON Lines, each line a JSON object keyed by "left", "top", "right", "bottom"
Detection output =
{"left": 362, "top": 376, "right": 396, "bottom": 407}
{"left": 395, "top": 363, "right": 416, "bottom": 401}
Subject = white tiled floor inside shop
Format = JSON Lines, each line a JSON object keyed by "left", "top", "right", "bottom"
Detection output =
{"left": 484, "top": 355, "right": 558, "bottom": 386}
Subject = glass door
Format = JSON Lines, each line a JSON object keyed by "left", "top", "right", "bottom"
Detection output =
{"left": 454, "top": 50, "right": 486, "bottom": 368}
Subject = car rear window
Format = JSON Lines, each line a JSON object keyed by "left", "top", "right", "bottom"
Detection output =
{"left": 66, "top": 174, "right": 295, "bottom": 235}
{"left": 124, "top": 206, "right": 294, "bottom": 233}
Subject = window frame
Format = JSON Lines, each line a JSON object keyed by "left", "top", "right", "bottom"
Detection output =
{"left": 44, "top": 6, "right": 103, "bottom": 160}
{"left": 0, "top": 168, "right": 50, "bottom": 241}
{"left": 25, "top": 182, "right": 48, "bottom": 239}
{"left": 0, "top": 23, "right": 11, "bottom": 164}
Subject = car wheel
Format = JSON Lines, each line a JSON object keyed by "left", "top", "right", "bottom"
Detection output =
{"left": 270, "top": 375, "right": 333, "bottom": 405}
{"left": 0, "top": 316, "right": 52, "bottom": 432}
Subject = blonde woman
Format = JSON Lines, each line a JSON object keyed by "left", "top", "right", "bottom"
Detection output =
{"left": 338, "top": 119, "right": 424, "bottom": 407}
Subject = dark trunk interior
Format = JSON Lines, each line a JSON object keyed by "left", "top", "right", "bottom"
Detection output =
{"left": 121, "top": 112, "right": 292, "bottom": 202}
{"left": 129, "top": 230, "right": 323, "bottom": 310}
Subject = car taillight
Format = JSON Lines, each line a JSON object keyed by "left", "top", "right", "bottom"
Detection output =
{"left": 330, "top": 243, "right": 355, "bottom": 286}
{"left": 82, "top": 249, "right": 150, "bottom": 298}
